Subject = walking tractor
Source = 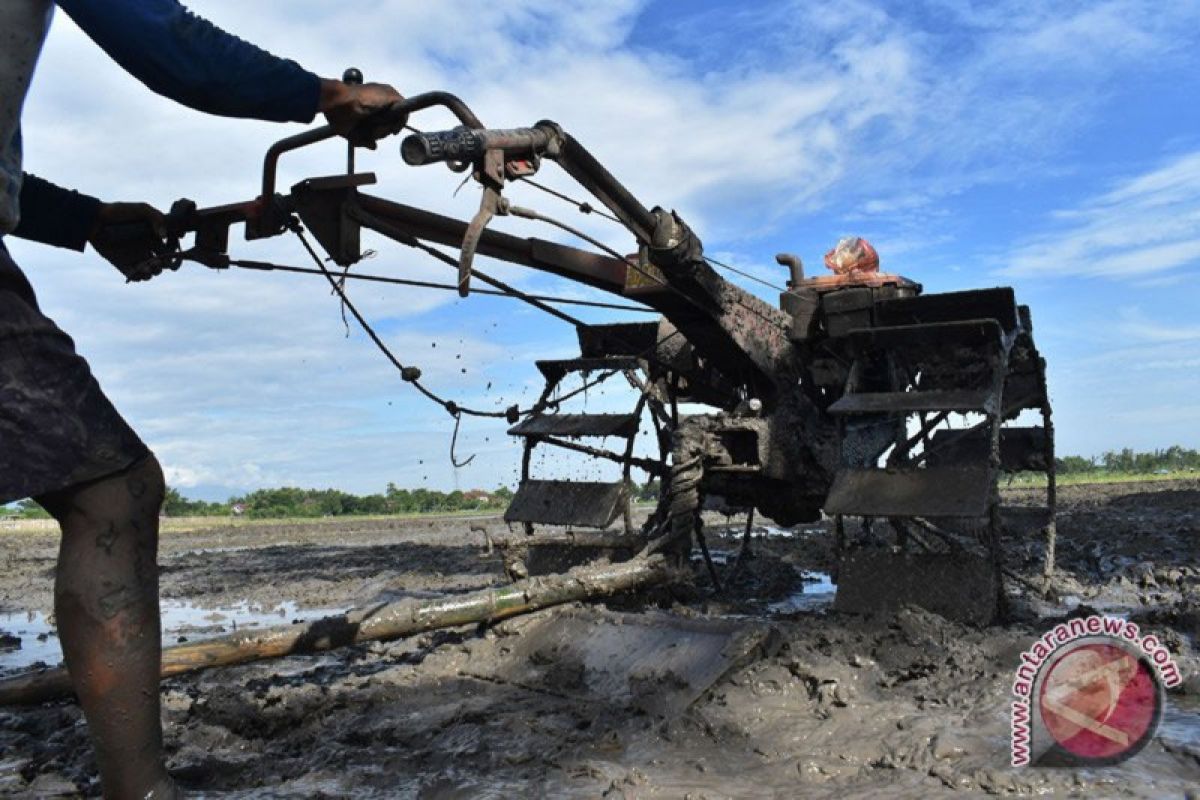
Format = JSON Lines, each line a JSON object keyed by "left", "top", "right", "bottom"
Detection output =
{"left": 0, "top": 77, "right": 1060, "bottom": 701}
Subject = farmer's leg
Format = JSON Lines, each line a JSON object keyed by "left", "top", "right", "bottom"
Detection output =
{"left": 38, "top": 455, "right": 178, "bottom": 799}
{"left": 2, "top": 241, "right": 178, "bottom": 797}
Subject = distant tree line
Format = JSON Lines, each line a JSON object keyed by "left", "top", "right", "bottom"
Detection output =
{"left": 6, "top": 448, "right": 1194, "bottom": 521}
{"left": 1056, "top": 446, "right": 1200, "bottom": 475}
{"left": 161, "top": 483, "right": 517, "bottom": 519}
{"left": 158, "top": 479, "right": 672, "bottom": 519}
{"left": 8, "top": 499, "right": 50, "bottom": 520}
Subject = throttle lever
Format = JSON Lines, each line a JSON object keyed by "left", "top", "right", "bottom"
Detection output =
{"left": 457, "top": 149, "right": 506, "bottom": 297}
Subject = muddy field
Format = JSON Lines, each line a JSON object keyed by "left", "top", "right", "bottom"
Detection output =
{"left": 1, "top": 481, "right": 1197, "bottom": 798}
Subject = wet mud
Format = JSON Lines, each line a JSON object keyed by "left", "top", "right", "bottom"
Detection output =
{"left": 0, "top": 482, "right": 1197, "bottom": 798}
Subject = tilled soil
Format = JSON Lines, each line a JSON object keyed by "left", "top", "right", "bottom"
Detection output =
{"left": 0, "top": 482, "right": 1197, "bottom": 798}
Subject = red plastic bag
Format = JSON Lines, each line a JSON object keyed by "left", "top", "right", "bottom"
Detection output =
{"left": 823, "top": 237, "right": 879, "bottom": 275}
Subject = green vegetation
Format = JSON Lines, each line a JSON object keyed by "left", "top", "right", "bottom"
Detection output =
{"left": 161, "top": 487, "right": 229, "bottom": 517}
{"left": 1056, "top": 446, "right": 1200, "bottom": 475}
{"left": 1000, "top": 446, "right": 1198, "bottom": 487}
{"left": 6, "top": 499, "right": 50, "bottom": 520}
{"left": 158, "top": 480, "right": 664, "bottom": 520}
{"left": 1007, "top": 469, "right": 1192, "bottom": 488}
{"left": 163, "top": 483, "right": 515, "bottom": 519}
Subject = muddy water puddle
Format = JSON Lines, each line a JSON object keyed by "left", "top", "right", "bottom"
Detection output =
{"left": 1160, "top": 697, "right": 1200, "bottom": 752}
{"left": 173, "top": 541, "right": 300, "bottom": 557}
{"left": 767, "top": 570, "right": 836, "bottom": 612}
{"left": 0, "top": 600, "right": 348, "bottom": 672}
{"left": 762, "top": 524, "right": 826, "bottom": 538}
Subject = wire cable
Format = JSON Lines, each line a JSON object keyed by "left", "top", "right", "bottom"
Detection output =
{"left": 404, "top": 123, "right": 787, "bottom": 331}
{"left": 288, "top": 219, "right": 633, "bottom": 423}
{"left": 503, "top": 203, "right": 627, "bottom": 262}
{"left": 219, "top": 257, "right": 655, "bottom": 313}
{"left": 289, "top": 220, "right": 509, "bottom": 419}
{"left": 350, "top": 205, "right": 701, "bottom": 373}
{"left": 517, "top": 177, "right": 623, "bottom": 224}
{"left": 703, "top": 254, "right": 786, "bottom": 293}
{"left": 351, "top": 206, "right": 588, "bottom": 329}
{"left": 517, "top": 162, "right": 787, "bottom": 293}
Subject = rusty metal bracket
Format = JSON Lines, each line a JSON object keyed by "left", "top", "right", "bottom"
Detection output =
{"left": 291, "top": 173, "right": 377, "bottom": 267}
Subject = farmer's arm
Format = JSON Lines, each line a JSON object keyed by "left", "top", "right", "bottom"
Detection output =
{"left": 56, "top": 0, "right": 399, "bottom": 125}
{"left": 56, "top": 0, "right": 320, "bottom": 121}
{"left": 12, "top": 174, "right": 102, "bottom": 251}
{"left": 14, "top": 173, "right": 169, "bottom": 279}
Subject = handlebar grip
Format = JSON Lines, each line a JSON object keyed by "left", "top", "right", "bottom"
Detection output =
{"left": 401, "top": 126, "right": 553, "bottom": 166}
{"left": 401, "top": 128, "right": 486, "bottom": 165}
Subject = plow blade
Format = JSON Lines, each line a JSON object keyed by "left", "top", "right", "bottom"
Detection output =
{"left": 508, "top": 413, "right": 641, "bottom": 439}
{"left": 829, "top": 389, "right": 994, "bottom": 415}
{"left": 845, "top": 319, "right": 1003, "bottom": 352}
{"left": 504, "top": 479, "right": 629, "bottom": 528}
{"left": 927, "top": 427, "right": 1050, "bottom": 472}
{"left": 875, "top": 287, "right": 1020, "bottom": 332}
{"left": 825, "top": 464, "right": 994, "bottom": 518}
{"left": 472, "top": 607, "right": 772, "bottom": 716}
{"left": 1003, "top": 370, "right": 1048, "bottom": 413}
{"left": 576, "top": 321, "right": 661, "bottom": 357}
{"left": 535, "top": 356, "right": 642, "bottom": 383}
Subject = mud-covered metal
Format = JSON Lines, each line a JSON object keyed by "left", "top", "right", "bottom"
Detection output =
{"left": 144, "top": 90, "right": 1056, "bottom": 623}
{"left": 504, "top": 479, "right": 630, "bottom": 529}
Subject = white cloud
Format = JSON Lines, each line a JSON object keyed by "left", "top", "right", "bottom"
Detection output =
{"left": 1002, "top": 151, "right": 1200, "bottom": 279}
{"left": 1115, "top": 307, "right": 1200, "bottom": 344}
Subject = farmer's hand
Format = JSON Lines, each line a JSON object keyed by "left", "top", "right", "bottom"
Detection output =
{"left": 320, "top": 78, "right": 405, "bottom": 146}
{"left": 88, "top": 202, "right": 173, "bottom": 282}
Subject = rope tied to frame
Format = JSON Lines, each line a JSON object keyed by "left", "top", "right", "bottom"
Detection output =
{"left": 287, "top": 217, "right": 512, "bottom": 421}
{"left": 286, "top": 218, "right": 639, "bottom": 470}
{"left": 270, "top": 159, "right": 777, "bottom": 475}
{"left": 449, "top": 410, "right": 476, "bottom": 468}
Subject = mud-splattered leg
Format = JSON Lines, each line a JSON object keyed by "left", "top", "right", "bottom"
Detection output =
{"left": 38, "top": 455, "right": 180, "bottom": 799}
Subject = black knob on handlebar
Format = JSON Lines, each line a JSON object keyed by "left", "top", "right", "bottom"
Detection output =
{"left": 342, "top": 68, "right": 365, "bottom": 168}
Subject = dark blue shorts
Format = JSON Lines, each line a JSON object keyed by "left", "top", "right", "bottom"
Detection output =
{"left": 0, "top": 239, "right": 150, "bottom": 503}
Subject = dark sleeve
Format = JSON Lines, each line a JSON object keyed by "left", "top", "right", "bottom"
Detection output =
{"left": 56, "top": 0, "right": 322, "bottom": 123}
{"left": 12, "top": 174, "right": 102, "bottom": 252}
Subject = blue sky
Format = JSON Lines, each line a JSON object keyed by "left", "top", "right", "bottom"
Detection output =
{"left": 9, "top": 0, "right": 1200, "bottom": 500}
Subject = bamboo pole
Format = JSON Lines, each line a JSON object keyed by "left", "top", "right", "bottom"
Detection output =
{"left": 0, "top": 556, "right": 670, "bottom": 707}
{"left": 491, "top": 531, "right": 644, "bottom": 549}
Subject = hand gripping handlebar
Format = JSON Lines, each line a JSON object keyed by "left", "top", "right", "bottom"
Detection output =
{"left": 257, "top": 91, "right": 486, "bottom": 227}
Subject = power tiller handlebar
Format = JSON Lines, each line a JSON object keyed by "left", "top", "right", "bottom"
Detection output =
{"left": 400, "top": 125, "right": 557, "bottom": 166}
{"left": 255, "top": 90, "right": 485, "bottom": 234}
{"left": 153, "top": 83, "right": 674, "bottom": 298}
